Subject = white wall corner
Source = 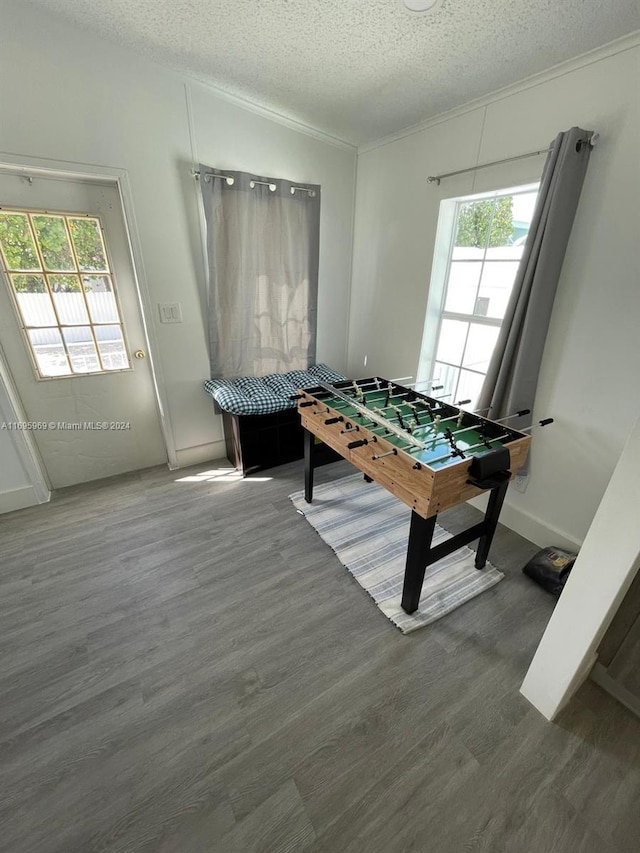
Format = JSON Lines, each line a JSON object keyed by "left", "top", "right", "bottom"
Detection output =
{"left": 520, "top": 416, "right": 640, "bottom": 720}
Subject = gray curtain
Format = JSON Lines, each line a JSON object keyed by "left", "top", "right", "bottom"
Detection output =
{"left": 199, "top": 167, "right": 320, "bottom": 379}
{"left": 476, "top": 127, "right": 594, "bottom": 429}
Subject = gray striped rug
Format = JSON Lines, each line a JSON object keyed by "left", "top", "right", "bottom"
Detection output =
{"left": 290, "top": 473, "right": 504, "bottom": 634}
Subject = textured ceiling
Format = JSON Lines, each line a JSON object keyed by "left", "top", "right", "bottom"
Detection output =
{"left": 23, "top": 0, "right": 640, "bottom": 144}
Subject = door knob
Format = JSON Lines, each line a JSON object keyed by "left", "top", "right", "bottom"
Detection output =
{"left": 134, "top": 350, "right": 146, "bottom": 359}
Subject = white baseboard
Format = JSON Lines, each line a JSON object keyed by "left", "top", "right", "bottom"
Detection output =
{"left": 173, "top": 440, "right": 228, "bottom": 469}
{"left": 498, "top": 501, "right": 583, "bottom": 552}
{"left": 0, "top": 484, "right": 49, "bottom": 515}
{"left": 468, "top": 494, "right": 583, "bottom": 551}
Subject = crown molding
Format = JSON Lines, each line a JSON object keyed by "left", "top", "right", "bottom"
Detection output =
{"left": 359, "top": 30, "right": 640, "bottom": 155}
{"left": 184, "top": 76, "right": 357, "bottom": 154}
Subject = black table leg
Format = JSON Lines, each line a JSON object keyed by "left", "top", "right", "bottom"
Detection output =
{"left": 401, "top": 511, "right": 437, "bottom": 614}
{"left": 474, "top": 479, "right": 509, "bottom": 569}
{"left": 304, "top": 428, "right": 314, "bottom": 503}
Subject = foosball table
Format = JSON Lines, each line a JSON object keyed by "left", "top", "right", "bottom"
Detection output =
{"left": 297, "top": 377, "right": 550, "bottom": 614}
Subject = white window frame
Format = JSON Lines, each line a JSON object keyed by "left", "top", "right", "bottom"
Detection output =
{"left": 417, "top": 183, "right": 539, "bottom": 404}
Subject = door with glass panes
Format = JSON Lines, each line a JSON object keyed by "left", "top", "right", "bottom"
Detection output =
{"left": 0, "top": 171, "right": 166, "bottom": 488}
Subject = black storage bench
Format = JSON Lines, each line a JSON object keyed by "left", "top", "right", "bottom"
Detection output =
{"left": 204, "top": 364, "right": 345, "bottom": 476}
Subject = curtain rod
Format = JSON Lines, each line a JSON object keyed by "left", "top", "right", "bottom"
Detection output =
{"left": 191, "top": 169, "right": 316, "bottom": 196}
{"left": 426, "top": 148, "right": 551, "bottom": 185}
{"left": 191, "top": 170, "right": 235, "bottom": 184}
{"left": 426, "top": 133, "right": 597, "bottom": 185}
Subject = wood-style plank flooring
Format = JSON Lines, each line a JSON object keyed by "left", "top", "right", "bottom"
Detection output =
{"left": 1, "top": 459, "right": 638, "bottom": 853}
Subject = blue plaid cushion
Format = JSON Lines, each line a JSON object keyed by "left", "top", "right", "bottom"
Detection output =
{"left": 203, "top": 364, "right": 346, "bottom": 415}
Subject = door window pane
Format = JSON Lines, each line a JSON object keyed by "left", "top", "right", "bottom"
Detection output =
{"left": 11, "top": 275, "right": 57, "bottom": 326}
{"left": 95, "top": 325, "right": 128, "bottom": 370}
{"left": 0, "top": 213, "right": 39, "bottom": 270}
{"left": 49, "top": 275, "right": 89, "bottom": 325}
{"left": 62, "top": 326, "right": 101, "bottom": 373}
{"left": 84, "top": 276, "right": 119, "bottom": 323}
{"left": 31, "top": 215, "right": 75, "bottom": 271}
{"left": 28, "top": 327, "right": 71, "bottom": 377}
{"left": 69, "top": 218, "right": 109, "bottom": 272}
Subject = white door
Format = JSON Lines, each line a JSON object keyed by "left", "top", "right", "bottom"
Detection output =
{"left": 0, "top": 171, "right": 166, "bottom": 488}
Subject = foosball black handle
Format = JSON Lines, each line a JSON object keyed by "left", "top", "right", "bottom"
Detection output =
{"left": 347, "top": 439, "right": 368, "bottom": 449}
{"left": 466, "top": 470, "right": 511, "bottom": 490}
{"left": 325, "top": 416, "right": 344, "bottom": 425}
{"left": 299, "top": 401, "right": 314, "bottom": 408}
{"left": 539, "top": 418, "right": 554, "bottom": 426}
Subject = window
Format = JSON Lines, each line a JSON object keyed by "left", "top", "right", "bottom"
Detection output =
{"left": 0, "top": 209, "right": 130, "bottom": 378}
{"left": 417, "top": 185, "right": 538, "bottom": 409}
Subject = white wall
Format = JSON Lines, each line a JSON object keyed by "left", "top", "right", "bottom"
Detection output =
{"left": 0, "top": 376, "right": 50, "bottom": 513}
{"left": 0, "top": 0, "right": 356, "bottom": 488}
{"left": 0, "top": 399, "right": 34, "bottom": 513}
{"left": 521, "top": 416, "right": 640, "bottom": 719}
{"left": 349, "top": 41, "right": 640, "bottom": 548}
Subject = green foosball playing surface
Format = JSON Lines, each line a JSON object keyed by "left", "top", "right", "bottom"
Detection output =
{"left": 321, "top": 387, "right": 511, "bottom": 470}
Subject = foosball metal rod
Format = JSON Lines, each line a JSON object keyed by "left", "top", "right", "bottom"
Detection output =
{"left": 416, "top": 408, "right": 532, "bottom": 447}
{"left": 428, "top": 434, "right": 512, "bottom": 466}
{"left": 493, "top": 409, "right": 530, "bottom": 423}
{"left": 368, "top": 401, "right": 445, "bottom": 421}
{"left": 428, "top": 418, "right": 554, "bottom": 466}
{"left": 407, "top": 401, "right": 472, "bottom": 429}
{"left": 317, "top": 382, "right": 428, "bottom": 450}
{"left": 371, "top": 448, "right": 398, "bottom": 460}
{"left": 371, "top": 388, "right": 452, "bottom": 407}
{"left": 518, "top": 418, "right": 554, "bottom": 432}
{"left": 406, "top": 379, "right": 444, "bottom": 390}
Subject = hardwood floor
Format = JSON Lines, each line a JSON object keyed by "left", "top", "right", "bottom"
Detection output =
{"left": 1, "top": 459, "right": 638, "bottom": 853}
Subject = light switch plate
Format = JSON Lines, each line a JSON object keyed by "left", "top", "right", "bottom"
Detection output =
{"left": 158, "top": 302, "right": 182, "bottom": 323}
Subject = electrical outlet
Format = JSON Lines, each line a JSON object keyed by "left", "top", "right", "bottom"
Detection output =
{"left": 513, "top": 474, "right": 529, "bottom": 493}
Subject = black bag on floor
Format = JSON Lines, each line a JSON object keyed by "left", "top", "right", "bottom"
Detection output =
{"left": 522, "top": 546, "right": 578, "bottom": 597}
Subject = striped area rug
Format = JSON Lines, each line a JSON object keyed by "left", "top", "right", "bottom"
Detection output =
{"left": 289, "top": 473, "right": 504, "bottom": 634}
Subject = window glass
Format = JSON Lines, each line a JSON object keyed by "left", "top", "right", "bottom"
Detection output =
{"left": 420, "top": 185, "right": 538, "bottom": 409}
{"left": 462, "top": 324, "right": 500, "bottom": 372}
{"left": 435, "top": 319, "right": 467, "bottom": 365}
{"left": 62, "top": 326, "right": 101, "bottom": 373}
{"left": 27, "top": 327, "right": 70, "bottom": 377}
{"left": 0, "top": 209, "right": 130, "bottom": 378}
{"left": 444, "top": 262, "right": 482, "bottom": 314}
{"left": 0, "top": 213, "right": 39, "bottom": 270}
{"left": 32, "top": 215, "right": 75, "bottom": 271}
{"left": 477, "top": 262, "right": 521, "bottom": 319}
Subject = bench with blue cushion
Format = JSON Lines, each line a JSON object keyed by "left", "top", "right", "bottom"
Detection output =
{"left": 204, "top": 364, "right": 346, "bottom": 474}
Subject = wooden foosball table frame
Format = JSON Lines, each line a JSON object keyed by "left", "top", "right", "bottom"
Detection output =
{"left": 298, "top": 377, "right": 532, "bottom": 614}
